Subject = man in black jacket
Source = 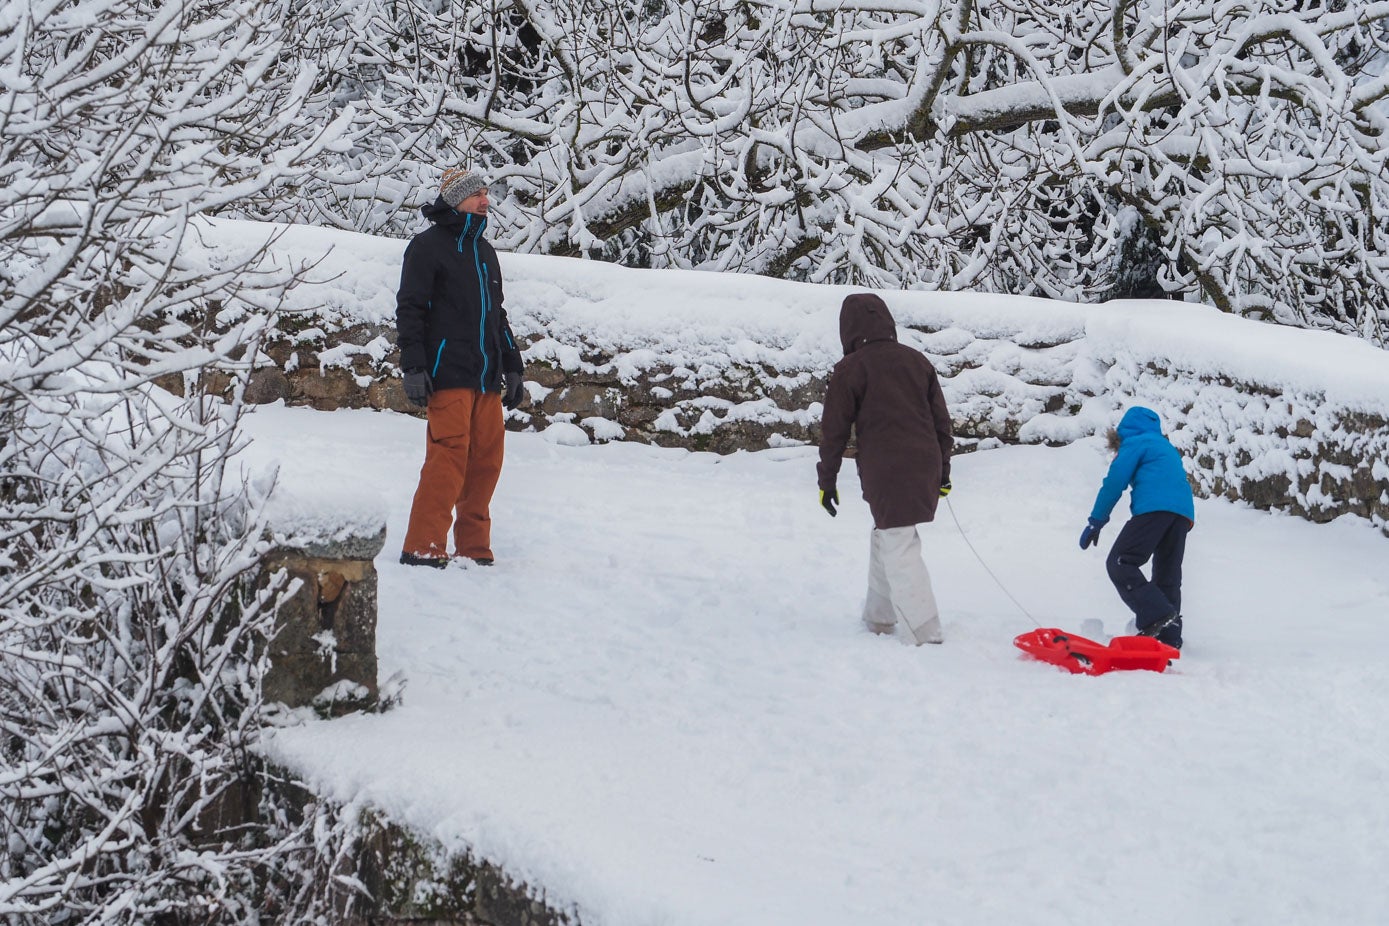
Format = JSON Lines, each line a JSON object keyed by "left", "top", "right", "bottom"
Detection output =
{"left": 396, "top": 168, "right": 525, "bottom": 568}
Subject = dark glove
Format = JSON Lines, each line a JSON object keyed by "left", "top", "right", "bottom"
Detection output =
{"left": 1079, "top": 517, "right": 1108, "bottom": 550}
{"left": 403, "top": 369, "right": 433, "bottom": 408}
{"left": 820, "top": 488, "right": 838, "bottom": 517}
{"left": 939, "top": 480, "right": 952, "bottom": 498}
{"left": 503, "top": 370, "right": 525, "bottom": 410}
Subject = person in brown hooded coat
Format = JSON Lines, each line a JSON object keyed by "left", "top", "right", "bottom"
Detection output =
{"left": 817, "top": 293, "right": 954, "bottom": 645}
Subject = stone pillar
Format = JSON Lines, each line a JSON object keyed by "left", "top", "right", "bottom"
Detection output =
{"left": 260, "top": 527, "right": 386, "bottom": 716}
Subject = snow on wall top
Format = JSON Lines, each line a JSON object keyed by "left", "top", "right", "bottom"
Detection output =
{"left": 200, "top": 218, "right": 1389, "bottom": 415}
{"left": 259, "top": 473, "right": 389, "bottom": 558}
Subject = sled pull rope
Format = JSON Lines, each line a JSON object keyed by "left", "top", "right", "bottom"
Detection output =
{"left": 944, "top": 496, "right": 1037, "bottom": 625}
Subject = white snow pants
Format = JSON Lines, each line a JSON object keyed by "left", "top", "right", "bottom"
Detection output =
{"left": 863, "top": 525, "right": 943, "bottom": 645}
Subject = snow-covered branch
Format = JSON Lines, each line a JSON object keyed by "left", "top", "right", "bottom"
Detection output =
{"left": 1, "top": 0, "right": 360, "bottom": 919}
{"left": 219, "top": 0, "right": 1389, "bottom": 341}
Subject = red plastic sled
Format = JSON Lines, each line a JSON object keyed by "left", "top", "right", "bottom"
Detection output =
{"left": 1013, "top": 627, "right": 1179, "bottom": 676}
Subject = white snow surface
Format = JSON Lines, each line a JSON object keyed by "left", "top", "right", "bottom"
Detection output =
{"left": 258, "top": 470, "right": 387, "bottom": 553}
{"left": 250, "top": 404, "right": 1389, "bottom": 926}
{"left": 222, "top": 216, "right": 1389, "bottom": 923}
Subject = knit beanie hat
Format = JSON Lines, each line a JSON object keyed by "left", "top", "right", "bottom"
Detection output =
{"left": 440, "top": 168, "right": 487, "bottom": 207}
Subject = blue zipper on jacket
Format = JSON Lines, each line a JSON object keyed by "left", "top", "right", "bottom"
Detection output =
{"left": 455, "top": 214, "right": 491, "bottom": 392}
{"left": 426, "top": 299, "right": 445, "bottom": 377}
{"left": 477, "top": 262, "right": 490, "bottom": 391}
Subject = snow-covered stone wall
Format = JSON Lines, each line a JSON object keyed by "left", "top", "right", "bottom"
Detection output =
{"left": 1066, "top": 310, "right": 1389, "bottom": 533}
{"left": 194, "top": 220, "right": 1389, "bottom": 536}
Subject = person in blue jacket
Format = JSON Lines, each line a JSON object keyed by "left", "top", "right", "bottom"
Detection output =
{"left": 1079, "top": 406, "right": 1194, "bottom": 648}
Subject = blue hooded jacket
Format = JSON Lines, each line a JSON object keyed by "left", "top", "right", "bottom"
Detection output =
{"left": 1089, "top": 407, "right": 1195, "bottom": 524}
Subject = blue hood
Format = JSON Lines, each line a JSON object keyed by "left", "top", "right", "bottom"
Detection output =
{"left": 1117, "top": 406, "right": 1162, "bottom": 442}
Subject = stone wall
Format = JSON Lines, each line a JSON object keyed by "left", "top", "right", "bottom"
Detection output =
{"left": 230, "top": 319, "right": 1076, "bottom": 452}
{"left": 224, "top": 318, "right": 1387, "bottom": 536}
{"left": 245, "top": 519, "right": 575, "bottom": 924}
{"left": 1097, "top": 359, "right": 1389, "bottom": 529}
{"left": 333, "top": 813, "right": 577, "bottom": 926}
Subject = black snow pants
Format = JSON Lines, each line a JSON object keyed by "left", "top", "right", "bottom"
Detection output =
{"left": 1106, "top": 511, "right": 1191, "bottom": 646}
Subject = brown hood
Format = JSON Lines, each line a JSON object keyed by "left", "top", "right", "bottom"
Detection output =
{"left": 839, "top": 293, "right": 898, "bottom": 355}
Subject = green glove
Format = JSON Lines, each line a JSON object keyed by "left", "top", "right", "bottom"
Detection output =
{"left": 820, "top": 488, "right": 838, "bottom": 517}
{"left": 939, "top": 480, "right": 952, "bottom": 498}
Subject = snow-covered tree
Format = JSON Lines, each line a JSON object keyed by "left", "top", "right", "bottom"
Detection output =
{"left": 1, "top": 0, "right": 358, "bottom": 919}
{"left": 278, "top": 0, "right": 1389, "bottom": 342}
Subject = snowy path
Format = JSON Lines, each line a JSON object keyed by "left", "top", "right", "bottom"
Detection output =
{"left": 251, "top": 405, "right": 1389, "bottom": 926}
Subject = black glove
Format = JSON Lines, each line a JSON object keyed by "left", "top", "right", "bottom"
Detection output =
{"left": 403, "top": 369, "right": 433, "bottom": 408}
{"left": 820, "top": 488, "right": 838, "bottom": 517}
{"left": 503, "top": 370, "right": 525, "bottom": 410}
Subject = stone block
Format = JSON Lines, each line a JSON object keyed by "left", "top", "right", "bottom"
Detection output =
{"left": 543, "top": 383, "right": 623, "bottom": 419}
{"left": 294, "top": 367, "right": 362, "bottom": 410}
{"left": 245, "top": 367, "right": 290, "bottom": 405}
{"left": 260, "top": 529, "right": 385, "bottom": 713}
{"left": 617, "top": 404, "right": 663, "bottom": 427}
{"left": 527, "top": 362, "right": 568, "bottom": 388}
{"left": 369, "top": 376, "right": 419, "bottom": 415}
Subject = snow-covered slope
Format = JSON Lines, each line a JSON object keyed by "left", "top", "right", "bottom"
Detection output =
{"left": 251, "top": 404, "right": 1389, "bottom": 926}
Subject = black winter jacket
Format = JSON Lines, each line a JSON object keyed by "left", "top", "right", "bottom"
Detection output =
{"left": 396, "top": 197, "right": 524, "bottom": 393}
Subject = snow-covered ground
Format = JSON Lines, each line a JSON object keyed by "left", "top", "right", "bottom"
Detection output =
{"left": 252, "top": 403, "right": 1389, "bottom": 926}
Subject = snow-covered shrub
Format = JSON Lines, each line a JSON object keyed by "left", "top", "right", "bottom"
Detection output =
{"left": 0, "top": 0, "right": 361, "bottom": 919}
{"left": 243, "top": 0, "right": 1389, "bottom": 342}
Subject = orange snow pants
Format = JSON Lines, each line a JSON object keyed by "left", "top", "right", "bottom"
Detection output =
{"left": 401, "top": 387, "right": 505, "bottom": 560}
